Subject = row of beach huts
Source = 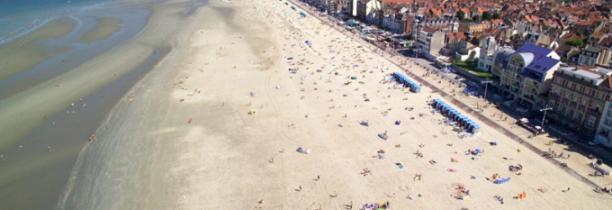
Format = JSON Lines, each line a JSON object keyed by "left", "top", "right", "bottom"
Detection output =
{"left": 392, "top": 71, "right": 480, "bottom": 134}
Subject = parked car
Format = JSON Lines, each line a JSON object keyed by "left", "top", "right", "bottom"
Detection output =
{"left": 517, "top": 117, "right": 545, "bottom": 135}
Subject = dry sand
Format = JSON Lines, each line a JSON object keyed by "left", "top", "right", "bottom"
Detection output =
{"left": 61, "top": 0, "right": 612, "bottom": 209}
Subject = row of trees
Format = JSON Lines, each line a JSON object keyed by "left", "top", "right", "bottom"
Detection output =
{"left": 455, "top": 11, "right": 500, "bottom": 21}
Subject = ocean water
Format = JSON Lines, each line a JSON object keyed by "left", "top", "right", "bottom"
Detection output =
{"left": 0, "top": 2, "right": 150, "bottom": 99}
{"left": 0, "top": 0, "right": 108, "bottom": 45}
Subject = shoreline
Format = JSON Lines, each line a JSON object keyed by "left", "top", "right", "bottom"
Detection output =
{"left": 0, "top": 0, "right": 206, "bottom": 209}
{"left": 0, "top": 2, "right": 150, "bottom": 99}
{"left": 55, "top": 1, "right": 215, "bottom": 208}
{"left": 0, "top": 0, "right": 109, "bottom": 46}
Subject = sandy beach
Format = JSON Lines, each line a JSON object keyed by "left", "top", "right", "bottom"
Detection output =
{"left": 55, "top": 0, "right": 612, "bottom": 209}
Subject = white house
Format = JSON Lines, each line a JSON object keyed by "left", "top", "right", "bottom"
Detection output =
{"left": 478, "top": 36, "right": 497, "bottom": 71}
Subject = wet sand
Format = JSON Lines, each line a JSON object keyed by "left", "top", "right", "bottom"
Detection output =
{"left": 0, "top": 48, "right": 168, "bottom": 210}
{"left": 0, "top": 5, "right": 149, "bottom": 100}
{"left": 79, "top": 17, "right": 122, "bottom": 43}
{"left": 0, "top": 18, "right": 75, "bottom": 80}
{"left": 0, "top": 0, "right": 202, "bottom": 209}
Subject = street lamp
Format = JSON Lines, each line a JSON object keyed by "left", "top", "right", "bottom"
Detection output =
{"left": 481, "top": 80, "right": 493, "bottom": 100}
{"left": 540, "top": 107, "right": 553, "bottom": 129}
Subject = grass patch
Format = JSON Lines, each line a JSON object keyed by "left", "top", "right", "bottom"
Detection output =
{"left": 453, "top": 60, "right": 493, "bottom": 78}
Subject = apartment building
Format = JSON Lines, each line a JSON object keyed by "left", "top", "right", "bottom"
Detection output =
{"left": 417, "top": 27, "right": 445, "bottom": 61}
{"left": 578, "top": 47, "right": 612, "bottom": 67}
{"left": 478, "top": 36, "right": 497, "bottom": 71}
{"left": 495, "top": 43, "right": 561, "bottom": 110}
{"left": 595, "top": 100, "right": 612, "bottom": 148}
{"left": 548, "top": 66, "right": 612, "bottom": 136}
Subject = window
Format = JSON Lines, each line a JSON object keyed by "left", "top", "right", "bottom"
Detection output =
{"left": 561, "top": 106, "right": 566, "bottom": 115}
{"left": 586, "top": 116, "right": 597, "bottom": 128}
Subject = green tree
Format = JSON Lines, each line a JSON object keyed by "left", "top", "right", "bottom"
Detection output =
{"left": 565, "top": 39, "right": 584, "bottom": 47}
{"left": 482, "top": 12, "right": 492, "bottom": 20}
{"left": 492, "top": 12, "right": 500, "bottom": 19}
{"left": 456, "top": 11, "right": 465, "bottom": 20}
{"left": 472, "top": 15, "right": 480, "bottom": 22}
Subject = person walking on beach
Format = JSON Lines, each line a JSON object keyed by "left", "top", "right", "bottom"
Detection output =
{"left": 413, "top": 174, "right": 422, "bottom": 181}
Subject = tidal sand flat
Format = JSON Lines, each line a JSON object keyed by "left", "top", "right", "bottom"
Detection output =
{"left": 0, "top": 0, "right": 203, "bottom": 209}
{"left": 79, "top": 17, "right": 122, "bottom": 43}
{"left": 0, "top": 4, "right": 149, "bottom": 100}
{"left": 0, "top": 18, "right": 75, "bottom": 80}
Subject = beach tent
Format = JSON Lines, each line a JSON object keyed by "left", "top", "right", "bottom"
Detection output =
{"left": 304, "top": 40, "right": 312, "bottom": 47}
{"left": 494, "top": 177, "right": 511, "bottom": 184}
{"left": 299, "top": 12, "right": 306, "bottom": 18}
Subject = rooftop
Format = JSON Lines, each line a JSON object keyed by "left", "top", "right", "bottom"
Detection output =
{"left": 422, "top": 27, "right": 437, "bottom": 33}
{"left": 494, "top": 46, "right": 515, "bottom": 68}
{"left": 516, "top": 43, "right": 553, "bottom": 59}
{"left": 585, "top": 47, "right": 602, "bottom": 53}
{"left": 557, "top": 66, "right": 612, "bottom": 87}
{"left": 515, "top": 43, "right": 560, "bottom": 81}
